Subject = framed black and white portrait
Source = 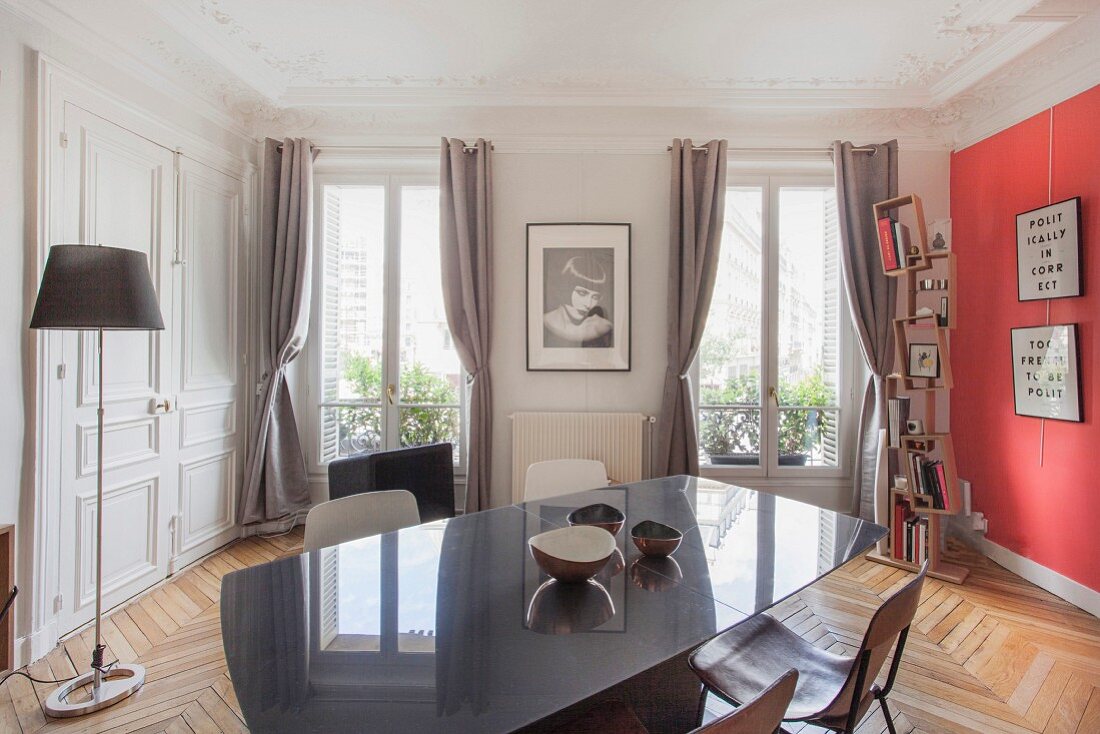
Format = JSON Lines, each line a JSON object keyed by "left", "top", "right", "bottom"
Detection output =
{"left": 527, "top": 223, "right": 631, "bottom": 371}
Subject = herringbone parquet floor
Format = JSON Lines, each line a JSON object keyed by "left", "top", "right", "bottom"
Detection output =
{"left": 2, "top": 531, "right": 1097, "bottom": 733}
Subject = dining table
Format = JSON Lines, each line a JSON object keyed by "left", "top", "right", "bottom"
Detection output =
{"left": 221, "top": 475, "right": 886, "bottom": 733}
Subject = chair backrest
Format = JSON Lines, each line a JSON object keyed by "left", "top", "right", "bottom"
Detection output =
{"left": 327, "top": 443, "right": 455, "bottom": 522}
{"left": 304, "top": 490, "right": 421, "bottom": 552}
{"left": 523, "top": 459, "right": 608, "bottom": 502}
{"left": 694, "top": 668, "right": 798, "bottom": 734}
{"left": 821, "top": 560, "right": 929, "bottom": 722}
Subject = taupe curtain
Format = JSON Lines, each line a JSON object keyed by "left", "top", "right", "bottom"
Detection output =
{"left": 440, "top": 139, "right": 493, "bottom": 513}
{"left": 833, "top": 140, "right": 899, "bottom": 520}
{"left": 655, "top": 139, "right": 728, "bottom": 477}
{"left": 239, "top": 138, "right": 315, "bottom": 525}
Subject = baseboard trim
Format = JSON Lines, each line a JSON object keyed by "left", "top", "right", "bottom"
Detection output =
{"left": 981, "top": 539, "right": 1100, "bottom": 618}
{"left": 16, "top": 618, "right": 58, "bottom": 670}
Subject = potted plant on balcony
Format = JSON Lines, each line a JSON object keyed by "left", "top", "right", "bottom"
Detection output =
{"left": 701, "top": 371, "right": 832, "bottom": 466}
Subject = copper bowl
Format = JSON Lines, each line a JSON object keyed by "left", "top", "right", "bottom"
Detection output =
{"left": 595, "top": 548, "right": 625, "bottom": 583}
{"left": 631, "top": 520, "right": 682, "bottom": 558}
{"left": 629, "top": 556, "right": 683, "bottom": 592}
{"left": 526, "top": 579, "right": 615, "bottom": 635}
{"left": 567, "top": 503, "right": 626, "bottom": 536}
{"left": 529, "top": 526, "right": 617, "bottom": 583}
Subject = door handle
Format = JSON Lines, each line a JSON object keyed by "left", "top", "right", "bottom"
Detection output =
{"left": 386, "top": 383, "right": 396, "bottom": 406}
{"left": 150, "top": 397, "right": 173, "bottom": 414}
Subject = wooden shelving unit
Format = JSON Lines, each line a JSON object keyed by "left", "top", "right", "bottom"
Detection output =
{"left": 869, "top": 194, "right": 968, "bottom": 585}
{"left": 0, "top": 524, "right": 12, "bottom": 673}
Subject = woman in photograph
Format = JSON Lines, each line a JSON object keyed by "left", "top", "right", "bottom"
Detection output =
{"left": 543, "top": 254, "right": 613, "bottom": 348}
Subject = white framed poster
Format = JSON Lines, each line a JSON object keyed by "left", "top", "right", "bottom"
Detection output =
{"left": 1016, "top": 197, "right": 1082, "bottom": 301}
{"left": 526, "top": 223, "right": 631, "bottom": 371}
{"left": 1011, "top": 324, "right": 1082, "bottom": 422}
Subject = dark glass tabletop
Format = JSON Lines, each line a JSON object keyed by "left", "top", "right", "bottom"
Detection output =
{"left": 221, "top": 476, "right": 885, "bottom": 733}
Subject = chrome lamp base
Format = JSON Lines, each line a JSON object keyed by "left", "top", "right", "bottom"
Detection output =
{"left": 44, "top": 663, "right": 146, "bottom": 718}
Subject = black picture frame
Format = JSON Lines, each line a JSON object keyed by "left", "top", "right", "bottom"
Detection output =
{"left": 1016, "top": 196, "right": 1083, "bottom": 302}
{"left": 1010, "top": 323, "right": 1083, "bottom": 422}
{"left": 526, "top": 223, "right": 632, "bottom": 371}
{"left": 907, "top": 343, "right": 940, "bottom": 379}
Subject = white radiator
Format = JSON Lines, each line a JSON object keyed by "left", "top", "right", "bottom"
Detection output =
{"left": 510, "top": 412, "right": 652, "bottom": 504}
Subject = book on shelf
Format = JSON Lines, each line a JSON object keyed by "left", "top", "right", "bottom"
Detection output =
{"left": 892, "top": 497, "right": 929, "bottom": 564}
{"left": 887, "top": 396, "right": 911, "bottom": 447}
{"left": 877, "top": 217, "right": 900, "bottom": 271}
{"left": 893, "top": 221, "right": 911, "bottom": 264}
{"left": 910, "top": 453, "right": 950, "bottom": 511}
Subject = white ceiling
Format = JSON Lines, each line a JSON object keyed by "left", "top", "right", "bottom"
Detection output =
{"left": 5, "top": 0, "right": 1098, "bottom": 142}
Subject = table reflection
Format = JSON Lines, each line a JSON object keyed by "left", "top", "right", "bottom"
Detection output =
{"left": 221, "top": 477, "right": 884, "bottom": 734}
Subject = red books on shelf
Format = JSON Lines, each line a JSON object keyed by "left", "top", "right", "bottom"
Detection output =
{"left": 877, "top": 217, "right": 899, "bottom": 271}
{"left": 935, "top": 462, "right": 950, "bottom": 511}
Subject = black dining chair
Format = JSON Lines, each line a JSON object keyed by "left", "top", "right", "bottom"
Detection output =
{"left": 557, "top": 669, "right": 798, "bottom": 733}
{"left": 327, "top": 442, "right": 456, "bottom": 522}
{"left": 689, "top": 561, "right": 928, "bottom": 734}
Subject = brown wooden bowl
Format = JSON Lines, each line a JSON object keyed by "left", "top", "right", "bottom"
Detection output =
{"left": 567, "top": 503, "right": 626, "bottom": 536}
{"left": 631, "top": 520, "right": 683, "bottom": 558}
{"left": 529, "top": 526, "right": 617, "bottom": 583}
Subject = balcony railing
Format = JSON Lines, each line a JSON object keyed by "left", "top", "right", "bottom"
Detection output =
{"left": 320, "top": 401, "right": 462, "bottom": 461}
{"left": 698, "top": 404, "right": 839, "bottom": 467}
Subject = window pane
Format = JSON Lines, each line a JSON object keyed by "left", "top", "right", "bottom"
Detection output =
{"left": 397, "top": 522, "right": 445, "bottom": 652}
{"left": 399, "top": 186, "right": 462, "bottom": 456}
{"left": 776, "top": 187, "right": 840, "bottom": 467}
{"left": 699, "top": 188, "right": 764, "bottom": 466}
{"left": 320, "top": 185, "right": 386, "bottom": 462}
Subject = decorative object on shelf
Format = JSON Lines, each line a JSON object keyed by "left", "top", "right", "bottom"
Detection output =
{"left": 915, "top": 306, "right": 935, "bottom": 317}
{"left": 928, "top": 218, "right": 951, "bottom": 250}
{"left": 906, "top": 419, "right": 924, "bottom": 434}
{"left": 1011, "top": 324, "right": 1082, "bottom": 422}
{"left": 939, "top": 296, "right": 949, "bottom": 327}
{"left": 907, "top": 343, "right": 940, "bottom": 379}
{"left": 528, "top": 525, "right": 616, "bottom": 582}
{"left": 30, "top": 244, "right": 163, "bottom": 716}
{"left": 566, "top": 503, "right": 626, "bottom": 536}
{"left": 630, "top": 520, "right": 682, "bottom": 557}
{"left": 1016, "top": 197, "right": 1082, "bottom": 301}
{"left": 527, "top": 223, "right": 631, "bottom": 371}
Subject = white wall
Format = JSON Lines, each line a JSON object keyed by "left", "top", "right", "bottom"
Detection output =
{"left": 0, "top": 5, "right": 254, "bottom": 662}
{"left": 489, "top": 152, "right": 670, "bottom": 507}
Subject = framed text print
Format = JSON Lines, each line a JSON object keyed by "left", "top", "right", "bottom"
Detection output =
{"left": 1011, "top": 324, "right": 1082, "bottom": 422}
{"left": 527, "top": 223, "right": 631, "bottom": 371}
{"left": 1016, "top": 197, "right": 1082, "bottom": 301}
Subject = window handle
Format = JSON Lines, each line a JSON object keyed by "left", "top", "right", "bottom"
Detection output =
{"left": 386, "top": 383, "right": 396, "bottom": 405}
{"left": 768, "top": 386, "right": 779, "bottom": 407}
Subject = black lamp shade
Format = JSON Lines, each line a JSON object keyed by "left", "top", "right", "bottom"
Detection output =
{"left": 30, "top": 245, "right": 165, "bottom": 331}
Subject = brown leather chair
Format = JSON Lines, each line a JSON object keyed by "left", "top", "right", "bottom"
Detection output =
{"left": 558, "top": 668, "right": 798, "bottom": 733}
{"left": 689, "top": 562, "right": 928, "bottom": 734}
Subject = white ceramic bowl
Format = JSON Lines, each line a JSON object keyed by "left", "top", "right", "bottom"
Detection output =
{"left": 528, "top": 525, "right": 617, "bottom": 583}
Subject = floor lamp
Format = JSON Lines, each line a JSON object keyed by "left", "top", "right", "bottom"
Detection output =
{"left": 31, "top": 244, "right": 164, "bottom": 717}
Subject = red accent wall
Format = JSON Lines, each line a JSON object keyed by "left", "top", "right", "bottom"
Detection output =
{"left": 951, "top": 84, "right": 1100, "bottom": 592}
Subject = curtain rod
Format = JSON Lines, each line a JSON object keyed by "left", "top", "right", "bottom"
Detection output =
{"left": 667, "top": 145, "right": 877, "bottom": 153}
{"left": 274, "top": 143, "right": 489, "bottom": 152}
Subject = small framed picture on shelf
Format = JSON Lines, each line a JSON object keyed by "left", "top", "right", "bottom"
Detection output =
{"left": 928, "top": 218, "right": 951, "bottom": 251}
{"left": 908, "top": 343, "right": 940, "bottom": 379}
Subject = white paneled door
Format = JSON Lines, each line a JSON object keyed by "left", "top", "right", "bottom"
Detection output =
{"left": 56, "top": 104, "right": 245, "bottom": 635}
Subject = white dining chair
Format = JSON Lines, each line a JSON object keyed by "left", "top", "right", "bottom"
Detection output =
{"left": 304, "top": 489, "right": 421, "bottom": 552}
{"left": 523, "top": 459, "right": 609, "bottom": 502}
